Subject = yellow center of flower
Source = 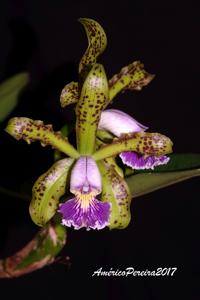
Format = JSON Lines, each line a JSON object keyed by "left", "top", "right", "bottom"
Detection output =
{"left": 75, "top": 191, "right": 97, "bottom": 210}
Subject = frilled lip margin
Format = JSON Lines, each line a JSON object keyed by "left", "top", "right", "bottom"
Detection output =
{"left": 59, "top": 197, "right": 111, "bottom": 230}
{"left": 120, "top": 151, "right": 170, "bottom": 170}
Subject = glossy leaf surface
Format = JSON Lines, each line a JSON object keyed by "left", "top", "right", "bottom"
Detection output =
{"left": 126, "top": 168, "right": 200, "bottom": 198}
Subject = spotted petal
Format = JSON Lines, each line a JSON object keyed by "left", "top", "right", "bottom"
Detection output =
{"left": 93, "top": 132, "right": 173, "bottom": 161}
{"left": 109, "top": 61, "right": 154, "bottom": 101}
{"left": 30, "top": 158, "right": 74, "bottom": 226}
{"left": 98, "top": 159, "right": 131, "bottom": 229}
{"left": 79, "top": 18, "right": 107, "bottom": 79}
{"left": 60, "top": 81, "right": 78, "bottom": 107}
{"left": 5, "top": 117, "right": 79, "bottom": 158}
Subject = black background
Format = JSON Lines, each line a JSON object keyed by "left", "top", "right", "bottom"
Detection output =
{"left": 0, "top": 1, "right": 200, "bottom": 299}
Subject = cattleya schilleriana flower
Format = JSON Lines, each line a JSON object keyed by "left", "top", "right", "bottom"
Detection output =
{"left": 5, "top": 18, "right": 173, "bottom": 230}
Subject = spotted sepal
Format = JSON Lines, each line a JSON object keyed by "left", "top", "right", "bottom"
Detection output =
{"left": 5, "top": 117, "right": 80, "bottom": 158}
{"left": 79, "top": 18, "right": 107, "bottom": 80}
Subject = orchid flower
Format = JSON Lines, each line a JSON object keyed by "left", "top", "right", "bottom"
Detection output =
{"left": 5, "top": 18, "right": 173, "bottom": 230}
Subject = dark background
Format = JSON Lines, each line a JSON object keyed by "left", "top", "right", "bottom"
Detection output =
{"left": 0, "top": 1, "right": 200, "bottom": 299}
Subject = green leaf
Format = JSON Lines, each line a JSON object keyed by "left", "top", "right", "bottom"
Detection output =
{"left": 60, "top": 81, "right": 78, "bottom": 107}
{"left": 146, "top": 153, "right": 200, "bottom": 172}
{"left": 98, "top": 159, "right": 131, "bottom": 229}
{"left": 109, "top": 61, "right": 154, "bottom": 101}
{"left": 79, "top": 18, "right": 107, "bottom": 78}
{"left": 5, "top": 117, "right": 80, "bottom": 159}
{"left": 93, "top": 132, "right": 173, "bottom": 161}
{"left": 0, "top": 72, "right": 29, "bottom": 122}
{"left": 29, "top": 158, "right": 74, "bottom": 226}
{"left": 126, "top": 168, "right": 200, "bottom": 198}
{"left": 0, "top": 222, "right": 66, "bottom": 278}
{"left": 125, "top": 153, "right": 200, "bottom": 176}
{"left": 76, "top": 64, "right": 109, "bottom": 155}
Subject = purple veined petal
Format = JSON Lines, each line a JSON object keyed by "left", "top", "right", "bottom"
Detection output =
{"left": 70, "top": 156, "right": 101, "bottom": 193}
{"left": 120, "top": 151, "right": 170, "bottom": 170}
{"left": 98, "top": 109, "right": 148, "bottom": 137}
{"left": 58, "top": 197, "right": 111, "bottom": 230}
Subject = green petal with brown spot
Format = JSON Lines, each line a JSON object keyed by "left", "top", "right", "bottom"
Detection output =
{"left": 109, "top": 61, "right": 155, "bottom": 101}
{"left": 60, "top": 81, "right": 78, "bottom": 107}
{"left": 103, "top": 156, "right": 124, "bottom": 178}
{"left": 93, "top": 132, "right": 173, "bottom": 161}
{"left": 5, "top": 117, "right": 80, "bottom": 158}
{"left": 29, "top": 158, "right": 74, "bottom": 227}
{"left": 78, "top": 18, "right": 107, "bottom": 80}
{"left": 76, "top": 64, "right": 109, "bottom": 155}
{"left": 98, "top": 159, "right": 131, "bottom": 229}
